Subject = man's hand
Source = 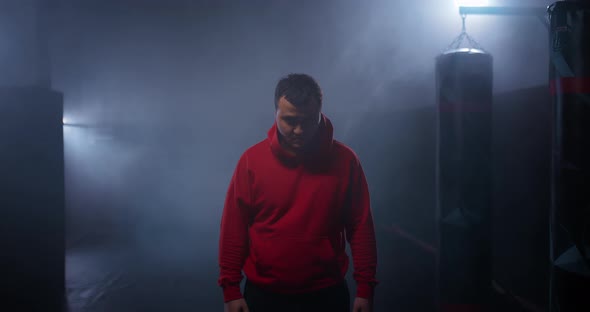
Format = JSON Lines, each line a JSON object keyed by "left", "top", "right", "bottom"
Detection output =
{"left": 224, "top": 298, "right": 249, "bottom": 312}
{"left": 352, "top": 297, "right": 372, "bottom": 312}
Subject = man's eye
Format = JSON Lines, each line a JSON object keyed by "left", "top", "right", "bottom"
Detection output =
{"left": 307, "top": 119, "right": 317, "bottom": 124}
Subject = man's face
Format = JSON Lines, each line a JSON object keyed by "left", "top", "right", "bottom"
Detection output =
{"left": 275, "top": 96, "right": 321, "bottom": 153}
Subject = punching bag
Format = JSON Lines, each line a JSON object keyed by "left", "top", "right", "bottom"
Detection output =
{"left": 435, "top": 48, "right": 493, "bottom": 311}
{"left": 548, "top": 2, "right": 590, "bottom": 311}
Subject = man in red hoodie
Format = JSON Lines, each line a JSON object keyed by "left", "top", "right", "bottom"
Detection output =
{"left": 218, "top": 73, "right": 378, "bottom": 312}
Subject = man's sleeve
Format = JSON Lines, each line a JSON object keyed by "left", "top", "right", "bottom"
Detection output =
{"left": 218, "top": 153, "right": 251, "bottom": 302}
{"left": 345, "top": 156, "right": 379, "bottom": 299}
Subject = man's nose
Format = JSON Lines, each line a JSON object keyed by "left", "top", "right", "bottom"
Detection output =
{"left": 293, "top": 124, "right": 304, "bottom": 136}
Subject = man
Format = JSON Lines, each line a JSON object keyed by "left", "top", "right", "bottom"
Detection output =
{"left": 218, "top": 73, "right": 378, "bottom": 312}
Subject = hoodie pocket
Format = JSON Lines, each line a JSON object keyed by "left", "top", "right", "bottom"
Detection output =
{"left": 251, "top": 234, "right": 338, "bottom": 287}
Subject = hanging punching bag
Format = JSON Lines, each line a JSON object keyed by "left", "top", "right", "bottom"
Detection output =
{"left": 435, "top": 48, "right": 493, "bottom": 312}
{"left": 548, "top": 2, "right": 590, "bottom": 311}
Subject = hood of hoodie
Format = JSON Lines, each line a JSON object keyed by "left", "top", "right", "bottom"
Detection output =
{"left": 267, "top": 113, "right": 334, "bottom": 168}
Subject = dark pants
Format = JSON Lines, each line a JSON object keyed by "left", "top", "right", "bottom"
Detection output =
{"left": 244, "top": 279, "right": 350, "bottom": 312}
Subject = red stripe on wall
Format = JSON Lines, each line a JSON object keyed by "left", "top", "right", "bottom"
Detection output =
{"left": 550, "top": 77, "right": 590, "bottom": 95}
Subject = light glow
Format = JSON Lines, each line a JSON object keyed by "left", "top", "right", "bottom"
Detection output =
{"left": 454, "top": 0, "right": 489, "bottom": 7}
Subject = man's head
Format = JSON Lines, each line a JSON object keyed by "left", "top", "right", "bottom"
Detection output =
{"left": 274, "top": 73, "right": 323, "bottom": 153}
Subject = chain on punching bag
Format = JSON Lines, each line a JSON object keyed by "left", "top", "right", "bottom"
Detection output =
{"left": 435, "top": 14, "right": 493, "bottom": 312}
{"left": 548, "top": 2, "right": 590, "bottom": 311}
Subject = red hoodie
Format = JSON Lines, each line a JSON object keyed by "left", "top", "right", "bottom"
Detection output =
{"left": 218, "top": 114, "right": 378, "bottom": 303}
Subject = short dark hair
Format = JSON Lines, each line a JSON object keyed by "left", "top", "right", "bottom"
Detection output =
{"left": 274, "top": 73, "right": 323, "bottom": 109}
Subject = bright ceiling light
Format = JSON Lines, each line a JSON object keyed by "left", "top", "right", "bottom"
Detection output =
{"left": 454, "top": 0, "right": 489, "bottom": 7}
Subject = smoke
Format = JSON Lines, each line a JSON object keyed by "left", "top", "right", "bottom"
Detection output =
{"left": 51, "top": 0, "right": 555, "bottom": 260}
{"left": 0, "top": 0, "right": 44, "bottom": 87}
{"left": 38, "top": 1, "right": 561, "bottom": 310}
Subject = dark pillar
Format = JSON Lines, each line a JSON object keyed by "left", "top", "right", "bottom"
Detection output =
{"left": 0, "top": 0, "right": 64, "bottom": 311}
{"left": 0, "top": 87, "right": 65, "bottom": 311}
